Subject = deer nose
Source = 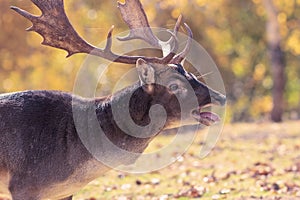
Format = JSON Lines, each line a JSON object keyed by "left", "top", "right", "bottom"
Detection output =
{"left": 210, "top": 91, "right": 226, "bottom": 106}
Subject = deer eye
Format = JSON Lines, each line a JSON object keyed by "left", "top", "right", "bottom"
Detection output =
{"left": 169, "top": 83, "right": 179, "bottom": 91}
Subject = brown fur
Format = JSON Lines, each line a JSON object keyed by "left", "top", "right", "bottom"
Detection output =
{"left": 0, "top": 63, "right": 225, "bottom": 200}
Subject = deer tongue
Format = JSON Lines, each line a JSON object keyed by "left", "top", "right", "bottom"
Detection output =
{"left": 191, "top": 109, "right": 220, "bottom": 126}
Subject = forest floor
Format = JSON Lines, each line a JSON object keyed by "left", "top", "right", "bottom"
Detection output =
{"left": 73, "top": 120, "right": 300, "bottom": 200}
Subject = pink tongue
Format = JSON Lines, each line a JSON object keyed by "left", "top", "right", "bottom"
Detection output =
{"left": 200, "top": 112, "right": 220, "bottom": 122}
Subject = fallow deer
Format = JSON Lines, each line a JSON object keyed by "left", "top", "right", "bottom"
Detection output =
{"left": 0, "top": 0, "right": 226, "bottom": 199}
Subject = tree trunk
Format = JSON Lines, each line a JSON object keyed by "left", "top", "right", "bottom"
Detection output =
{"left": 263, "top": 0, "right": 286, "bottom": 122}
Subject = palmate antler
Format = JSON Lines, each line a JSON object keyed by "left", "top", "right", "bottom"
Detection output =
{"left": 11, "top": 0, "right": 192, "bottom": 64}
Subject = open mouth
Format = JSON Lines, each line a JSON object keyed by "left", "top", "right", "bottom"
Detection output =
{"left": 191, "top": 104, "right": 220, "bottom": 126}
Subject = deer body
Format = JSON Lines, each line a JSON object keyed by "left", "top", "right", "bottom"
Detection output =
{"left": 5, "top": 0, "right": 226, "bottom": 199}
{"left": 0, "top": 62, "right": 225, "bottom": 200}
{"left": 0, "top": 91, "right": 106, "bottom": 199}
{"left": 0, "top": 88, "right": 156, "bottom": 199}
{"left": 0, "top": 85, "right": 159, "bottom": 199}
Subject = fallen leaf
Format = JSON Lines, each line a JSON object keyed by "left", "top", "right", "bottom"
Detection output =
{"left": 212, "top": 194, "right": 222, "bottom": 199}
{"left": 136, "top": 179, "right": 142, "bottom": 185}
{"left": 219, "top": 188, "right": 231, "bottom": 194}
{"left": 151, "top": 178, "right": 160, "bottom": 185}
{"left": 271, "top": 183, "right": 280, "bottom": 191}
{"left": 174, "top": 185, "right": 206, "bottom": 198}
{"left": 121, "top": 183, "right": 131, "bottom": 190}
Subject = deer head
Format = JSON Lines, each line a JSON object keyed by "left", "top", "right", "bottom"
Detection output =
{"left": 131, "top": 59, "right": 225, "bottom": 129}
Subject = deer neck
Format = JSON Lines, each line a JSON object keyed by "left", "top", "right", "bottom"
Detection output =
{"left": 95, "top": 82, "right": 159, "bottom": 158}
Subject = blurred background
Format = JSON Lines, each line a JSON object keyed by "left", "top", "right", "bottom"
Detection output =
{"left": 1, "top": 1, "right": 300, "bottom": 199}
{"left": 1, "top": 0, "right": 300, "bottom": 123}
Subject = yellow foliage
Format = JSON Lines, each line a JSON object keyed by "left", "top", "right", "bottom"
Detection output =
{"left": 286, "top": 30, "right": 300, "bottom": 55}
{"left": 171, "top": 8, "right": 181, "bottom": 19}
{"left": 252, "top": 0, "right": 261, "bottom": 4}
{"left": 205, "top": 28, "right": 233, "bottom": 55}
{"left": 277, "top": 12, "right": 287, "bottom": 24}
{"left": 275, "top": 0, "right": 295, "bottom": 15}
{"left": 256, "top": 5, "right": 265, "bottom": 16}
{"left": 253, "top": 64, "right": 266, "bottom": 82}
{"left": 250, "top": 96, "right": 273, "bottom": 117}
{"left": 262, "top": 76, "right": 273, "bottom": 89}
{"left": 196, "top": 0, "right": 207, "bottom": 7}
{"left": 232, "top": 58, "right": 248, "bottom": 78}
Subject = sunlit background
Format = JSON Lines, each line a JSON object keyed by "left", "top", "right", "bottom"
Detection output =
{"left": 1, "top": 0, "right": 300, "bottom": 123}
{"left": 1, "top": 1, "right": 300, "bottom": 199}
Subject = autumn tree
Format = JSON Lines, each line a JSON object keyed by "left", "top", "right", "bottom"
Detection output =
{"left": 263, "top": 0, "right": 286, "bottom": 122}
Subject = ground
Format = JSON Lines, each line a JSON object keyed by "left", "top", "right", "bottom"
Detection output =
{"left": 73, "top": 121, "right": 300, "bottom": 200}
{"left": 0, "top": 121, "right": 299, "bottom": 200}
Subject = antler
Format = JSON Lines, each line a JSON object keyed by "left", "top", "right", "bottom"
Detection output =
{"left": 170, "top": 23, "right": 193, "bottom": 64}
{"left": 117, "top": 0, "right": 190, "bottom": 60}
{"left": 11, "top": 0, "right": 192, "bottom": 64}
{"left": 117, "top": 0, "right": 193, "bottom": 64}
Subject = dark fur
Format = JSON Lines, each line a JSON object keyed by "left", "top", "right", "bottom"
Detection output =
{"left": 0, "top": 65, "right": 225, "bottom": 200}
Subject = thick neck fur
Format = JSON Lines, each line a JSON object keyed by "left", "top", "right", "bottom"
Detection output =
{"left": 94, "top": 82, "right": 158, "bottom": 157}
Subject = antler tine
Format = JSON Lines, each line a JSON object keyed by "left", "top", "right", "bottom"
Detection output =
{"left": 158, "top": 15, "right": 182, "bottom": 58}
{"left": 160, "top": 31, "right": 179, "bottom": 64}
{"left": 170, "top": 23, "right": 193, "bottom": 64}
{"left": 104, "top": 26, "right": 114, "bottom": 52}
{"left": 10, "top": 6, "right": 38, "bottom": 22}
{"left": 174, "top": 15, "right": 182, "bottom": 36}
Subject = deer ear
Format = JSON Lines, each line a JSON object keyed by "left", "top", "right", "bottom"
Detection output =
{"left": 136, "top": 58, "right": 155, "bottom": 85}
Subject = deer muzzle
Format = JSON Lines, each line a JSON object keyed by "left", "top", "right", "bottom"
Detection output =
{"left": 192, "top": 88, "right": 226, "bottom": 126}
